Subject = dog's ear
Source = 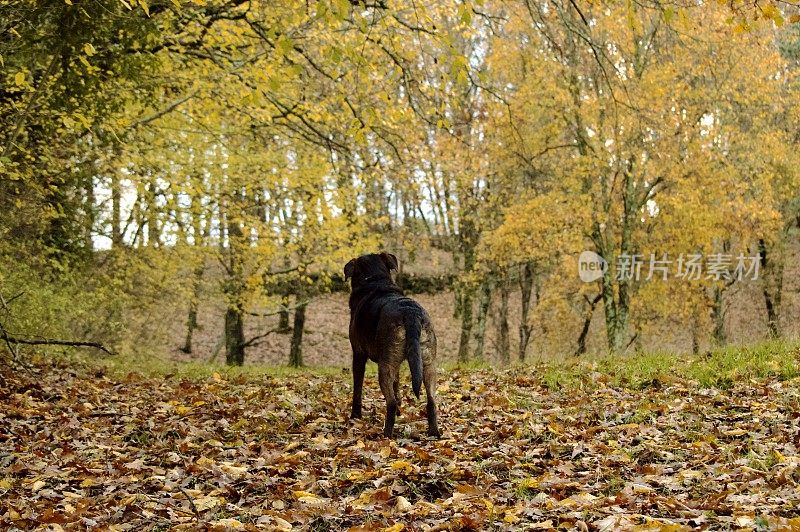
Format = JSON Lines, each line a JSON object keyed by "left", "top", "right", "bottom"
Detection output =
{"left": 344, "top": 259, "right": 356, "bottom": 280}
{"left": 380, "top": 252, "right": 399, "bottom": 272}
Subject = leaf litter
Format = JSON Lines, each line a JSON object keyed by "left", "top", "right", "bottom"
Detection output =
{"left": 1, "top": 360, "right": 800, "bottom": 530}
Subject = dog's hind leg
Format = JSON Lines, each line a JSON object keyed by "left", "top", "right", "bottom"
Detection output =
{"left": 423, "top": 364, "right": 440, "bottom": 438}
{"left": 351, "top": 351, "right": 367, "bottom": 419}
{"left": 379, "top": 364, "right": 398, "bottom": 437}
{"left": 393, "top": 379, "right": 401, "bottom": 416}
{"left": 421, "top": 329, "right": 440, "bottom": 438}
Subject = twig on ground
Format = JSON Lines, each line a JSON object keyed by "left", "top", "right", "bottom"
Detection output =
{"left": 177, "top": 486, "right": 201, "bottom": 521}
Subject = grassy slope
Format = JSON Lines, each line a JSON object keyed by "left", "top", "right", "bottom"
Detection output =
{"left": 97, "top": 338, "right": 800, "bottom": 388}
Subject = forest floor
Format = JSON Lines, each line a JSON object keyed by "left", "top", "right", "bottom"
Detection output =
{"left": 2, "top": 343, "right": 800, "bottom": 531}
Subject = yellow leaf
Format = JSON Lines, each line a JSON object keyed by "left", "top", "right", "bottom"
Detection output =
{"left": 724, "top": 428, "right": 746, "bottom": 436}
{"left": 83, "top": 43, "right": 96, "bottom": 56}
{"left": 211, "top": 519, "right": 244, "bottom": 529}
{"left": 219, "top": 464, "right": 248, "bottom": 478}
{"left": 14, "top": 72, "right": 25, "bottom": 86}
{"left": 390, "top": 460, "right": 413, "bottom": 473}
{"left": 292, "top": 490, "right": 318, "bottom": 499}
{"left": 194, "top": 496, "right": 220, "bottom": 511}
{"left": 395, "top": 496, "right": 413, "bottom": 512}
{"left": 196, "top": 456, "right": 215, "bottom": 467}
{"left": 383, "top": 524, "right": 404, "bottom": 532}
{"left": 346, "top": 470, "right": 364, "bottom": 481}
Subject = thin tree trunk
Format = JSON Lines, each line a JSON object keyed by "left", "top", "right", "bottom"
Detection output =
{"left": 691, "top": 303, "right": 701, "bottom": 355}
{"left": 473, "top": 278, "right": 492, "bottom": 360}
{"left": 497, "top": 280, "right": 510, "bottom": 365}
{"left": 764, "top": 289, "right": 780, "bottom": 339}
{"left": 453, "top": 287, "right": 463, "bottom": 319}
{"left": 277, "top": 243, "right": 292, "bottom": 333}
{"left": 181, "top": 263, "right": 204, "bottom": 354}
{"left": 576, "top": 293, "right": 602, "bottom": 356}
{"left": 518, "top": 262, "right": 535, "bottom": 362}
{"left": 225, "top": 305, "right": 245, "bottom": 366}
{"left": 224, "top": 190, "right": 247, "bottom": 366}
{"left": 600, "top": 261, "right": 619, "bottom": 353}
{"left": 759, "top": 238, "right": 783, "bottom": 339}
{"left": 711, "top": 285, "right": 726, "bottom": 346}
{"left": 147, "top": 176, "right": 159, "bottom": 247}
{"left": 84, "top": 174, "right": 95, "bottom": 251}
{"left": 278, "top": 296, "right": 291, "bottom": 333}
{"left": 289, "top": 300, "right": 307, "bottom": 367}
{"left": 457, "top": 291, "right": 473, "bottom": 363}
{"left": 111, "top": 174, "right": 122, "bottom": 247}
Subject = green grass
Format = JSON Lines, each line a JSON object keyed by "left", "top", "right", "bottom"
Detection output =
{"left": 39, "top": 350, "right": 360, "bottom": 380}
{"left": 24, "top": 338, "right": 800, "bottom": 390}
{"left": 536, "top": 339, "right": 800, "bottom": 391}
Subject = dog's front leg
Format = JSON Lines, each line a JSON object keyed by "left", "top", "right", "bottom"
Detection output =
{"left": 378, "top": 364, "right": 398, "bottom": 437}
{"left": 351, "top": 351, "right": 367, "bottom": 419}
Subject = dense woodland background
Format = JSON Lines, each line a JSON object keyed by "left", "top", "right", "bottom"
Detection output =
{"left": 2, "top": 0, "right": 800, "bottom": 367}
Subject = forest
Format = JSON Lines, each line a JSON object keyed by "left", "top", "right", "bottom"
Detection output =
{"left": 3, "top": 0, "right": 800, "bottom": 529}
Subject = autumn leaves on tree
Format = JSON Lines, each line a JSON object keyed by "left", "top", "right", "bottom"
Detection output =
{"left": 1, "top": 0, "right": 798, "bottom": 364}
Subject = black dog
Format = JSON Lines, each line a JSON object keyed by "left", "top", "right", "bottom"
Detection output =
{"left": 344, "top": 252, "right": 440, "bottom": 438}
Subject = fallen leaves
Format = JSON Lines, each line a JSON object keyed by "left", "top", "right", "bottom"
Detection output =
{"left": 1, "top": 359, "right": 800, "bottom": 530}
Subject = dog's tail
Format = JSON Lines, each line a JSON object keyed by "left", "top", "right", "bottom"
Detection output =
{"left": 404, "top": 314, "right": 424, "bottom": 399}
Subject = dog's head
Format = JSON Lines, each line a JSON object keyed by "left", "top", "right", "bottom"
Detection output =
{"left": 344, "top": 252, "right": 399, "bottom": 288}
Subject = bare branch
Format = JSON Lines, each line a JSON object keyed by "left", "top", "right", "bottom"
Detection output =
{"left": 0, "top": 327, "right": 116, "bottom": 356}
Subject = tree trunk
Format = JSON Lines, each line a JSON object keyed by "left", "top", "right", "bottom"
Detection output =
{"left": 691, "top": 303, "right": 701, "bottom": 355}
{"left": 225, "top": 305, "right": 245, "bottom": 366}
{"left": 289, "top": 300, "right": 307, "bottom": 367}
{"left": 111, "top": 174, "right": 122, "bottom": 247}
{"left": 518, "top": 262, "right": 535, "bottom": 362}
{"left": 278, "top": 296, "right": 291, "bottom": 333}
{"left": 181, "top": 263, "right": 204, "bottom": 354}
{"left": 84, "top": 174, "right": 95, "bottom": 251}
{"left": 457, "top": 290, "right": 473, "bottom": 363}
{"left": 576, "top": 293, "right": 602, "bottom": 356}
{"left": 497, "top": 280, "right": 510, "bottom": 365}
{"left": 453, "top": 286, "right": 463, "bottom": 319}
{"left": 224, "top": 190, "right": 247, "bottom": 366}
{"left": 146, "top": 177, "right": 160, "bottom": 248}
{"left": 473, "top": 278, "right": 492, "bottom": 360}
{"left": 278, "top": 253, "right": 293, "bottom": 333}
{"left": 759, "top": 238, "right": 783, "bottom": 339}
{"left": 600, "top": 261, "right": 620, "bottom": 352}
{"left": 711, "top": 285, "right": 726, "bottom": 346}
{"left": 764, "top": 288, "right": 780, "bottom": 339}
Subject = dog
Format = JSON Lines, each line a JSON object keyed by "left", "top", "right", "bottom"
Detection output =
{"left": 344, "top": 252, "right": 440, "bottom": 438}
